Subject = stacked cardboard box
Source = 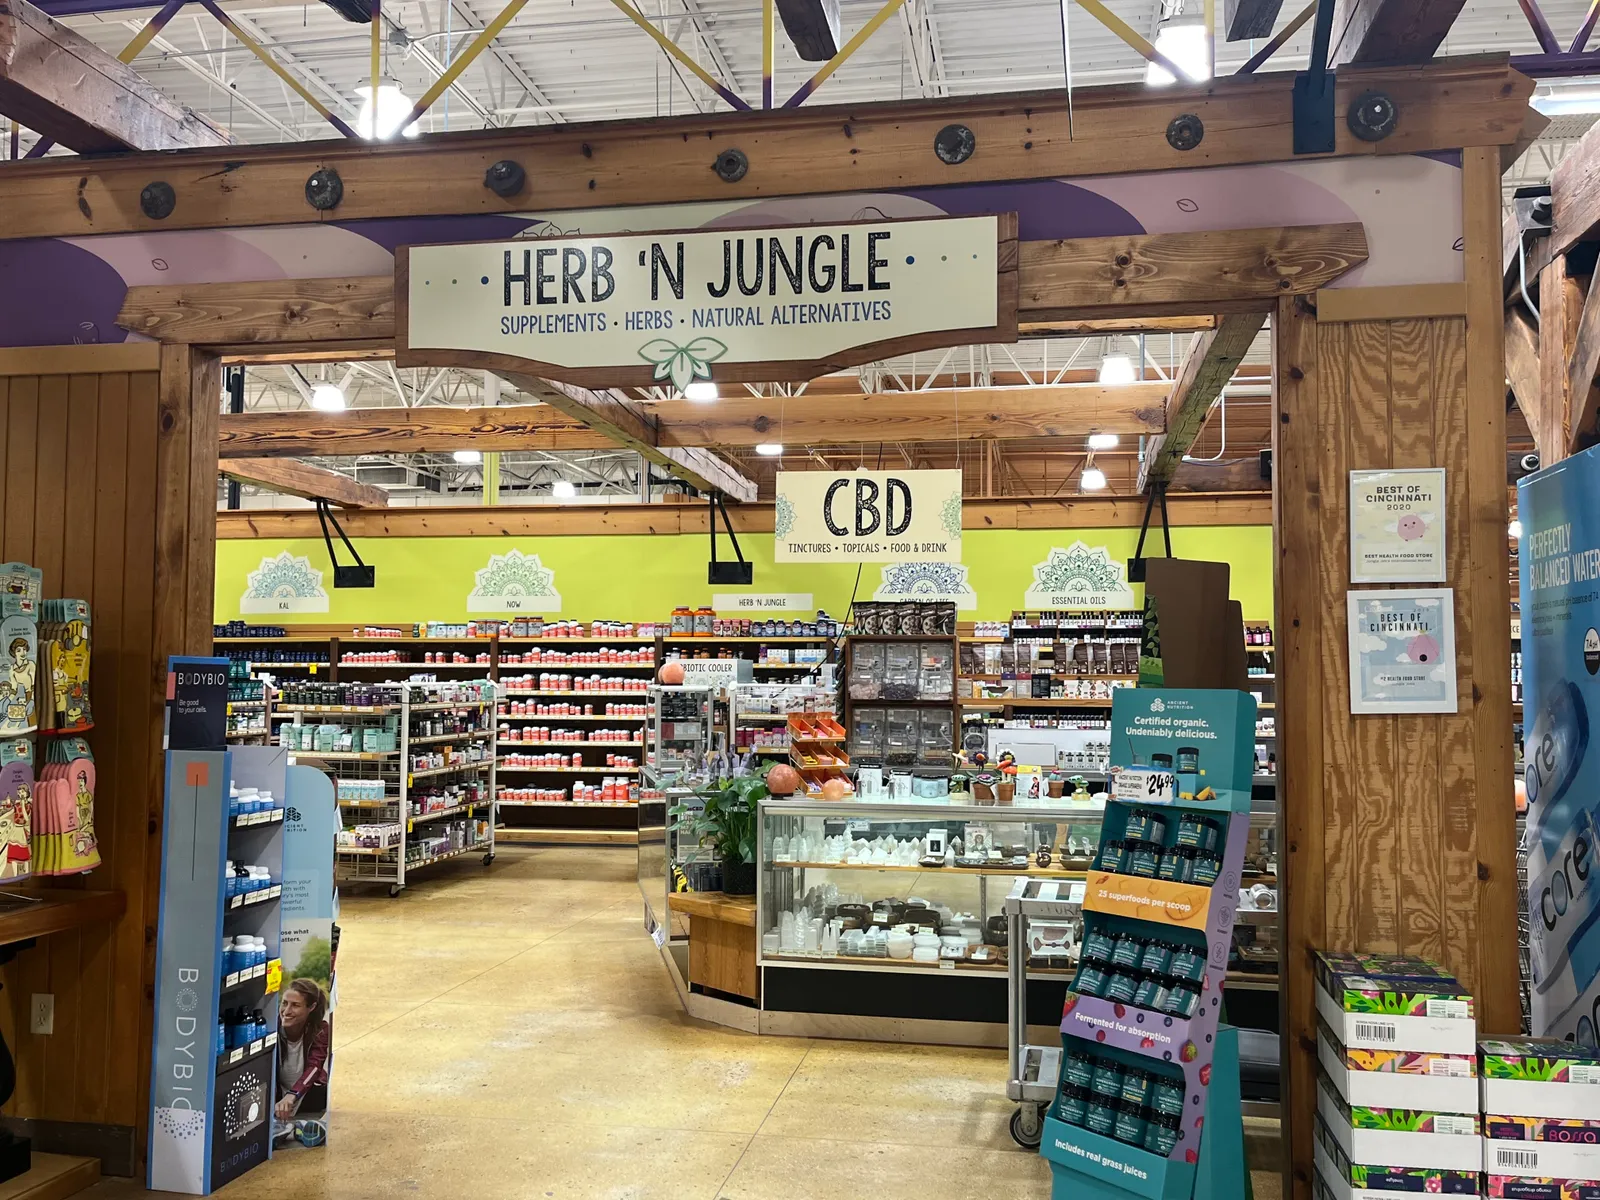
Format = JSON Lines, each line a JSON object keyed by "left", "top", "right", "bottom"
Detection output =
{"left": 1481, "top": 1037, "right": 1600, "bottom": 1198}
{"left": 1313, "top": 952, "right": 1482, "bottom": 1199}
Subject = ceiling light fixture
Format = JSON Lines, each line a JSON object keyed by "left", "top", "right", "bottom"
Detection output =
{"left": 1098, "top": 355, "right": 1136, "bottom": 386}
{"left": 755, "top": 443, "right": 784, "bottom": 457}
{"left": 310, "top": 382, "right": 346, "bottom": 412}
{"left": 356, "top": 81, "right": 421, "bottom": 140}
{"left": 684, "top": 381, "right": 719, "bottom": 402}
{"left": 1081, "top": 466, "right": 1108, "bottom": 492}
{"left": 453, "top": 449, "right": 483, "bottom": 465}
{"left": 1088, "top": 433, "right": 1120, "bottom": 450}
{"left": 552, "top": 480, "right": 577, "bottom": 499}
{"left": 1145, "top": 7, "right": 1211, "bottom": 87}
{"left": 1509, "top": 519, "right": 1524, "bottom": 539}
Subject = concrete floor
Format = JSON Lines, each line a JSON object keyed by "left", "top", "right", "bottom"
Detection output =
{"left": 92, "top": 846, "right": 1282, "bottom": 1199}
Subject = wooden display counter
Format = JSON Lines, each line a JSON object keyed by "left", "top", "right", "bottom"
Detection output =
{"left": 667, "top": 891, "right": 757, "bottom": 1002}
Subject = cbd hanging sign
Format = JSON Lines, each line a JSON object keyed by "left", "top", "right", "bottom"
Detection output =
{"left": 396, "top": 215, "right": 1017, "bottom": 386}
{"left": 775, "top": 470, "right": 963, "bottom": 562}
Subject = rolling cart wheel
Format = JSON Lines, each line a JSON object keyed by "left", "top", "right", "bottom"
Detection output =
{"left": 388, "top": 884, "right": 403, "bottom": 898}
{"left": 482, "top": 852, "right": 495, "bottom": 866}
{"left": 1010, "top": 1104, "right": 1043, "bottom": 1150}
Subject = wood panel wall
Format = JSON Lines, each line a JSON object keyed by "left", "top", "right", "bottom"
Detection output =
{"left": 1274, "top": 149, "right": 1520, "bottom": 1200}
{"left": 0, "top": 343, "right": 219, "bottom": 1175}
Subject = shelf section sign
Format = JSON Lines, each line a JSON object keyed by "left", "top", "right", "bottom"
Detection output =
{"left": 775, "top": 469, "right": 962, "bottom": 563}
{"left": 397, "top": 215, "right": 1017, "bottom": 387}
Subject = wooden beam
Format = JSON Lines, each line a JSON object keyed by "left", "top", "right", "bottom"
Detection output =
{"left": 1169, "top": 457, "right": 1268, "bottom": 491}
{"left": 219, "top": 405, "right": 610, "bottom": 457}
{"left": 1018, "top": 223, "right": 1369, "bottom": 321}
{"left": 0, "top": 0, "right": 228, "bottom": 152}
{"left": 654, "top": 384, "right": 1170, "bottom": 446}
{"left": 1570, "top": 276, "right": 1600, "bottom": 453}
{"left": 118, "top": 225, "right": 1366, "bottom": 354}
{"left": 220, "top": 458, "right": 390, "bottom": 508}
{"left": 217, "top": 383, "right": 1172, "bottom": 458}
{"left": 1505, "top": 304, "right": 1544, "bottom": 452}
{"left": 0, "top": 60, "right": 1534, "bottom": 241}
{"left": 1019, "top": 315, "right": 1218, "bottom": 337}
{"left": 1514, "top": 112, "right": 1600, "bottom": 282}
{"left": 1224, "top": 0, "right": 1284, "bottom": 40}
{"left": 117, "top": 277, "right": 395, "bottom": 350}
{"left": 1137, "top": 313, "right": 1270, "bottom": 491}
{"left": 1538, "top": 255, "right": 1581, "bottom": 465}
{"left": 1329, "top": 0, "right": 1467, "bottom": 65}
{"left": 213, "top": 493, "right": 1275, "bottom": 539}
{"left": 504, "top": 374, "right": 759, "bottom": 502}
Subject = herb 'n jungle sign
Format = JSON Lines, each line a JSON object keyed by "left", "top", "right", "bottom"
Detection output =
{"left": 396, "top": 215, "right": 1017, "bottom": 388}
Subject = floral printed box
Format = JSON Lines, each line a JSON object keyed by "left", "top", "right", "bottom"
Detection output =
{"left": 1315, "top": 951, "right": 1477, "bottom": 1056}
{"left": 1319, "top": 1016, "right": 1478, "bottom": 1114}
{"left": 1486, "top": 1175, "right": 1600, "bottom": 1198}
{"left": 1318, "top": 1069, "right": 1484, "bottom": 1174}
{"left": 1483, "top": 1039, "right": 1600, "bottom": 1121}
{"left": 1314, "top": 1111, "right": 1482, "bottom": 1197}
{"left": 1486, "top": 1115, "right": 1600, "bottom": 1180}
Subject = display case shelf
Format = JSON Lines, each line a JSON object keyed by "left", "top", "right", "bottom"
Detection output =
{"left": 409, "top": 730, "right": 494, "bottom": 746}
{"left": 409, "top": 760, "right": 493, "bottom": 780}
{"left": 775, "top": 858, "right": 1090, "bottom": 880}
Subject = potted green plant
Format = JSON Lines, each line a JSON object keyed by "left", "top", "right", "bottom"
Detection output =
{"left": 669, "top": 766, "right": 770, "bottom": 896}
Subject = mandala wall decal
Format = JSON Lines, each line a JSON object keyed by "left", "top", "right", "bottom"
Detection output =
{"left": 1024, "top": 542, "right": 1137, "bottom": 609}
{"left": 240, "top": 551, "right": 329, "bottom": 614}
{"left": 466, "top": 550, "right": 563, "bottom": 614}
{"left": 873, "top": 562, "right": 978, "bottom": 610}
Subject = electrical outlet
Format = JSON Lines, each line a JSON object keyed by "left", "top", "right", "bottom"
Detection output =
{"left": 30, "top": 993, "right": 53, "bottom": 1035}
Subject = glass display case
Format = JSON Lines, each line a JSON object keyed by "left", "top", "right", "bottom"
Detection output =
{"left": 757, "top": 797, "right": 1106, "bottom": 982}
{"left": 639, "top": 686, "right": 717, "bottom": 942}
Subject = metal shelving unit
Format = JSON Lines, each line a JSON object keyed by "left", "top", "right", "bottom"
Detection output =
{"left": 287, "top": 679, "right": 498, "bottom": 896}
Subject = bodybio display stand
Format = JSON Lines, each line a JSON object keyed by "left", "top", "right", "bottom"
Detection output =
{"left": 149, "top": 658, "right": 295, "bottom": 1194}
{"left": 1041, "top": 688, "right": 1253, "bottom": 1200}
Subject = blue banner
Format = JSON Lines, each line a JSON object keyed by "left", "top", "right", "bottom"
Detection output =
{"left": 1519, "top": 445, "right": 1600, "bottom": 1044}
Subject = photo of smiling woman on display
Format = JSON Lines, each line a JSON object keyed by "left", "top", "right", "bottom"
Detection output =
{"left": 276, "top": 977, "right": 331, "bottom": 1135}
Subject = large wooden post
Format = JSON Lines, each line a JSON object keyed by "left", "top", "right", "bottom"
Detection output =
{"left": 0, "top": 342, "right": 219, "bottom": 1174}
{"left": 1274, "top": 147, "right": 1520, "bottom": 1200}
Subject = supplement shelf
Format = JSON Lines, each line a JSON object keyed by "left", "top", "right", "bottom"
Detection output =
{"left": 409, "top": 730, "right": 494, "bottom": 746}
{"left": 497, "top": 799, "right": 639, "bottom": 809}
{"left": 220, "top": 959, "right": 278, "bottom": 993}
{"left": 282, "top": 679, "right": 498, "bottom": 894}
{"left": 503, "top": 690, "right": 653, "bottom": 699}
{"left": 231, "top": 809, "right": 285, "bottom": 830}
{"left": 406, "top": 840, "right": 494, "bottom": 872}
{"left": 735, "top": 713, "right": 791, "bottom": 722}
{"left": 409, "top": 760, "right": 494, "bottom": 781}
{"left": 408, "top": 801, "right": 486, "bottom": 824}
{"left": 227, "top": 884, "right": 282, "bottom": 911}
{"left": 497, "top": 764, "right": 639, "bottom": 774}
{"left": 215, "top": 1032, "right": 278, "bottom": 1078}
{"left": 338, "top": 661, "right": 492, "bottom": 670}
{"left": 295, "top": 749, "right": 399, "bottom": 761}
{"left": 497, "top": 740, "right": 642, "bottom": 748}
{"left": 498, "top": 712, "right": 648, "bottom": 721}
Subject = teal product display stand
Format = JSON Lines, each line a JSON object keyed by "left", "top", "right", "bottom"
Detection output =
{"left": 1040, "top": 689, "right": 1256, "bottom": 1200}
{"left": 1043, "top": 1027, "right": 1246, "bottom": 1200}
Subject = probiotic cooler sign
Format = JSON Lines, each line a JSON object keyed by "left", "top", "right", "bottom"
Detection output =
{"left": 1519, "top": 445, "right": 1600, "bottom": 1045}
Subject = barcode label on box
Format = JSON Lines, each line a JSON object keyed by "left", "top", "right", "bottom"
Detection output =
{"left": 1426, "top": 998, "right": 1470, "bottom": 1019}
{"left": 1434, "top": 1115, "right": 1477, "bottom": 1136}
{"left": 1428, "top": 1058, "right": 1471, "bottom": 1077}
{"left": 1572, "top": 1065, "right": 1600, "bottom": 1085}
{"left": 1353, "top": 1021, "right": 1398, "bottom": 1043}
{"left": 1494, "top": 1147, "right": 1540, "bottom": 1171}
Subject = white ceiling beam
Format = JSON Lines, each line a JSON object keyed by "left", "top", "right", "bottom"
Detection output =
{"left": 129, "top": 21, "right": 302, "bottom": 139}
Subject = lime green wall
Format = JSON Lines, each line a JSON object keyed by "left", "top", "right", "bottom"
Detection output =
{"left": 215, "top": 525, "right": 1273, "bottom": 624}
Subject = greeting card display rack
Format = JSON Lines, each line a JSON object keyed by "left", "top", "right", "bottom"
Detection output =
{"left": 1040, "top": 688, "right": 1254, "bottom": 1200}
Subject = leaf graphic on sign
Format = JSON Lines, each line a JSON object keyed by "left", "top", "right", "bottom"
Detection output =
{"left": 637, "top": 337, "right": 729, "bottom": 392}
